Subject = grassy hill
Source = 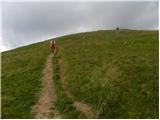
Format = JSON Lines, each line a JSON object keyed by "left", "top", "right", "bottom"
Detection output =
{"left": 1, "top": 41, "right": 50, "bottom": 118}
{"left": 1, "top": 30, "right": 159, "bottom": 118}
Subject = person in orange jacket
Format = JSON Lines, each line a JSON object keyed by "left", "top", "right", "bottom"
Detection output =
{"left": 50, "top": 40, "right": 56, "bottom": 54}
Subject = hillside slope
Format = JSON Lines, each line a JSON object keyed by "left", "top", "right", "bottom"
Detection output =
{"left": 1, "top": 41, "right": 50, "bottom": 118}
{"left": 1, "top": 30, "right": 159, "bottom": 118}
{"left": 54, "top": 30, "right": 159, "bottom": 118}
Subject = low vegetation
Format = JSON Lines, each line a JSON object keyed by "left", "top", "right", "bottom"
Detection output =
{"left": 55, "top": 30, "right": 158, "bottom": 118}
{"left": 52, "top": 55, "right": 86, "bottom": 118}
{"left": 1, "top": 41, "right": 50, "bottom": 118}
{"left": 1, "top": 30, "right": 158, "bottom": 118}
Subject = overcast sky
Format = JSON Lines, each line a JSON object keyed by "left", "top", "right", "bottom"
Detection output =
{"left": 1, "top": 1, "right": 159, "bottom": 51}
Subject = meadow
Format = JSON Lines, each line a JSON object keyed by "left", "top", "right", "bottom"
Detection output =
{"left": 1, "top": 30, "right": 159, "bottom": 118}
{"left": 54, "top": 30, "right": 159, "bottom": 118}
{"left": 1, "top": 41, "right": 50, "bottom": 118}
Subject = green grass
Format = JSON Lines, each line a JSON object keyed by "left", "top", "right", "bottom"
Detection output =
{"left": 1, "top": 41, "right": 50, "bottom": 118}
{"left": 2, "top": 30, "right": 159, "bottom": 118}
{"left": 52, "top": 55, "right": 86, "bottom": 118}
{"left": 55, "top": 30, "right": 159, "bottom": 118}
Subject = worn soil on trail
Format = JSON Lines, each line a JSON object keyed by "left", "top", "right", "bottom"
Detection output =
{"left": 32, "top": 54, "right": 61, "bottom": 119}
{"left": 58, "top": 59, "right": 96, "bottom": 118}
{"left": 73, "top": 101, "right": 95, "bottom": 118}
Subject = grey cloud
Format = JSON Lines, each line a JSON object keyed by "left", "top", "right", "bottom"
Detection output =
{"left": 2, "top": 1, "right": 159, "bottom": 51}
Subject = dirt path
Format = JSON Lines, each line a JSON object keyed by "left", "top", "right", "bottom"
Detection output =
{"left": 58, "top": 59, "right": 96, "bottom": 118}
{"left": 32, "top": 54, "right": 61, "bottom": 119}
{"left": 73, "top": 101, "right": 95, "bottom": 118}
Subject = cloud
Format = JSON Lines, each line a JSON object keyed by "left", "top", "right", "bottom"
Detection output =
{"left": 1, "top": 1, "right": 159, "bottom": 51}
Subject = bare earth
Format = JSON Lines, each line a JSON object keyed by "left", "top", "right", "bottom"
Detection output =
{"left": 32, "top": 54, "right": 61, "bottom": 119}
{"left": 73, "top": 101, "right": 95, "bottom": 118}
{"left": 58, "top": 59, "right": 96, "bottom": 118}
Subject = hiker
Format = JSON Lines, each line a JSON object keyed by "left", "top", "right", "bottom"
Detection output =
{"left": 50, "top": 40, "right": 56, "bottom": 54}
{"left": 116, "top": 27, "right": 119, "bottom": 30}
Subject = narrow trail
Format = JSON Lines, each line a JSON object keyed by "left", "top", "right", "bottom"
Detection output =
{"left": 58, "top": 59, "right": 96, "bottom": 118}
{"left": 32, "top": 54, "right": 61, "bottom": 119}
